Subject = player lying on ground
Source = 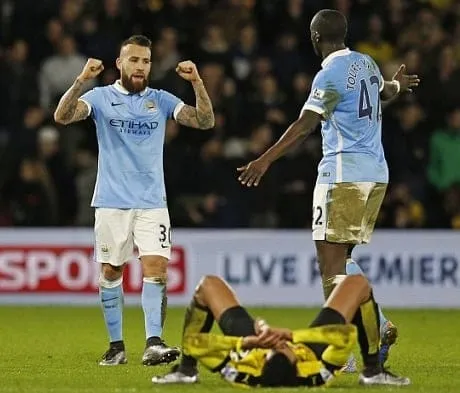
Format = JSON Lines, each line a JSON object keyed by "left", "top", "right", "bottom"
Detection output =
{"left": 152, "top": 275, "right": 410, "bottom": 387}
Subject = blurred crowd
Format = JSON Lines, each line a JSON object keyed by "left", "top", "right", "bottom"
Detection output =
{"left": 1, "top": 0, "right": 460, "bottom": 229}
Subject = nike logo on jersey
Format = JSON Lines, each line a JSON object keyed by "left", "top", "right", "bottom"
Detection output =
{"left": 111, "top": 102, "right": 124, "bottom": 106}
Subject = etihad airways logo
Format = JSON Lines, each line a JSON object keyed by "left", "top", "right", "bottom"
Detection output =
{"left": 109, "top": 119, "right": 159, "bottom": 135}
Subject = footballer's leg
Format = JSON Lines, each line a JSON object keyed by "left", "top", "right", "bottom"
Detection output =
{"left": 98, "top": 263, "right": 127, "bottom": 365}
{"left": 313, "top": 183, "right": 353, "bottom": 371}
{"left": 313, "top": 183, "right": 360, "bottom": 300}
{"left": 356, "top": 183, "right": 398, "bottom": 365}
{"left": 314, "top": 183, "right": 396, "bottom": 369}
{"left": 95, "top": 208, "right": 133, "bottom": 366}
{"left": 353, "top": 288, "right": 409, "bottom": 386}
{"left": 136, "top": 209, "right": 180, "bottom": 366}
{"left": 314, "top": 275, "right": 409, "bottom": 386}
{"left": 152, "top": 275, "right": 257, "bottom": 384}
{"left": 301, "top": 275, "right": 368, "bottom": 379}
{"left": 335, "top": 272, "right": 405, "bottom": 385}
{"left": 345, "top": 245, "right": 398, "bottom": 365}
{"left": 140, "top": 254, "right": 181, "bottom": 365}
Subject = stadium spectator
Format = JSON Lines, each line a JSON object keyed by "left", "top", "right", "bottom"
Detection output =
{"left": 39, "top": 34, "right": 93, "bottom": 110}
{"left": 74, "top": 144, "right": 98, "bottom": 226}
{"left": 10, "top": 157, "right": 57, "bottom": 226}
{"left": 1, "top": 0, "right": 460, "bottom": 230}
{"left": 428, "top": 107, "right": 460, "bottom": 191}
{"left": 0, "top": 40, "right": 38, "bottom": 128}
{"left": 355, "top": 14, "right": 394, "bottom": 66}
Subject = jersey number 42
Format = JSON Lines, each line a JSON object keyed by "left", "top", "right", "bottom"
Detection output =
{"left": 358, "top": 76, "right": 381, "bottom": 122}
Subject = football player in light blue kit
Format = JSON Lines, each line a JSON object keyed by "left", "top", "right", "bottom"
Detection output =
{"left": 54, "top": 35, "right": 215, "bottom": 366}
{"left": 237, "top": 9, "right": 419, "bottom": 386}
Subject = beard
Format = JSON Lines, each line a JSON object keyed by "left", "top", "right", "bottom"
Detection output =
{"left": 120, "top": 71, "right": 148, "bottom": 93}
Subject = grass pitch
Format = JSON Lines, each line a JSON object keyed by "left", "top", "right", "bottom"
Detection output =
{"left": 1, "top": 306, "right": 459, "bottom": 393}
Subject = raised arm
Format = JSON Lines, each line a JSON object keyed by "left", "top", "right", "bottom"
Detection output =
{"left": 53, "top": 80, "right": 90, "bottom": 125}
{"left": 54, "top": 58, "right": 104, "bottom": 125}
{"left": 174, "top": 60, "right": 215, "bottom": 130}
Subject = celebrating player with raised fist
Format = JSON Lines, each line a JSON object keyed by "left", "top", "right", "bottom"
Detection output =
{"left": 54, "top": 35, "right": 215, "bottom": 367}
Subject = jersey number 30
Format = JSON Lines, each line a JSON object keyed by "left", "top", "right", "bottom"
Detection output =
{"left": 358, "top": 76, "right": 380, "bottom": 121}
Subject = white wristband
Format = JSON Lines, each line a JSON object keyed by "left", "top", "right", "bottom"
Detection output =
{"left": 393, "top": 80, "right": 401, "bottom": 94}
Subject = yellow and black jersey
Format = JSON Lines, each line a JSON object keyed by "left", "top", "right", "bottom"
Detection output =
{"left": 183, "top": 324, "right": 357, "bottom": 388}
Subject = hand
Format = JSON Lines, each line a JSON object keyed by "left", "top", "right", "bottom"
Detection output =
{"left": 176, "top": 60, "right": 201, "bottom": 82}
{"left": 78, "top": 58, "right": 104, "bottom": 81}
{"left": 257, "top": 327, "right": 288, "bottom": 348}
{"left": 242, "top": 335, "right": 263, "bottom": 349}
{"left": 392, "top": 64, "right": 420, "bottom": 93}
{"left": 237, "top": 158, "right": 271, "bottom": 187}
{"left": 247, "top": 319, "right": 291, "bottom": 349}
{"left": 242, "top": 331, "right": 285, "bottom": 350}
{"left": 270, "top": 327, "right": 292, "bottom": 341}
{"left": 254, "top": 319, "right": 291, "bottom": 339}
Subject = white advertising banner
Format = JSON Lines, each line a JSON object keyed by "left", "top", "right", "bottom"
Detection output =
{"left": 0, "top": 229, "right": 458, "bottom": 307}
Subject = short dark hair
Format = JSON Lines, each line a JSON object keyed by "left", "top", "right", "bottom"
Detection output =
{"left": 311, "top": 9, "right": 347, "bottom": 43}
{"left": 120, "top": 35, "right": 152, "bottom": 50}
{"left": 260, "top": 353, "right": 298, "bottom": 387}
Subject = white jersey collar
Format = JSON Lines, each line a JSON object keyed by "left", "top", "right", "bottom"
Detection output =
{"left": 321, "top": 48, "right": 351, "bottom": 68}
{"left": 113, "top": 80, "right": 148, "bottom": 96}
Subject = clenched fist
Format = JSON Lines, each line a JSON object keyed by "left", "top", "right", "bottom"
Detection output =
{"left": 78, "top": 58, "right": 104, "bottom": 81}
{"left": 176, "top": 60, "right": 201, "bottom": 82}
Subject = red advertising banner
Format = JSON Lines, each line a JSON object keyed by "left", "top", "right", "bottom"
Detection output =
{"left": 0, "top": 245, "right": 186, "bottom": 294}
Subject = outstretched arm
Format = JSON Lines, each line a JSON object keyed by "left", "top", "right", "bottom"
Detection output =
{"left": 237, "top": 110, "right": 321, "bottom": 187}
{"left": 54, "top": 58, "right": 104, "bottom": 125}
{"left": 381, "top": 64, "right": 420, "bottom": 110}
{"left": 259, "top": 110, "right": 321, "bottom": 163}
{"left": 175, "top": 61, "right": 215, "bottom": 130}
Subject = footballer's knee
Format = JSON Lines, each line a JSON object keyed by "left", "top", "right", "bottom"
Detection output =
{"left": 194, "top": 275, "right": 240, "bottom": 321}
{"left": 195, "top": 275, "right": 224, "bottom": 294}
{"left": 101, "top": 263, "right": 124, "bottom": 282}
{"left": 345, "top": 274, "right": 371, "bottom": 302}
{"left": 194, "top": 275, "right": 225, "bottom": 304}
{"left": 141, "top": 255, "right": 168, "bottom": 280}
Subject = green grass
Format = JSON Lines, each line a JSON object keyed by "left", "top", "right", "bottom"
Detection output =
{"left": 1, "top": 306, "right": 459, "bottom": 392}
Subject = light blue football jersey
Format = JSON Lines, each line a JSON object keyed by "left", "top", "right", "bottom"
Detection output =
{"left": 79, "top": 81, "right": 184, "bottom": 208}
{"left": 302, "top": 48, "right": 389, "bottom": 184}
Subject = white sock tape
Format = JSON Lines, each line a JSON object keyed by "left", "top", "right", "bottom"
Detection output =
{"left": 332, "top": 274, "right": 347, "bottom": 285}
{"left": 99, "top": 274, "right": 123, "bottom": 289}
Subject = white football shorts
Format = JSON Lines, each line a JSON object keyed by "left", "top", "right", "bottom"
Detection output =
{"left": 312, "top": 182, "right": 387, "bottom": 244}
{"left": 94, "top": 208, "right": 171, "bottom": 265}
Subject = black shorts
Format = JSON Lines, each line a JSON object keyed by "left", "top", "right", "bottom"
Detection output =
{"left": 218, "top": 306, "right": 256, "bottom": 337}
{"left": 306, "top": 307, "right": 346, "bottom": 362}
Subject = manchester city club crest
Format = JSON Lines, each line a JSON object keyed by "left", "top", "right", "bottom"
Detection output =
{"left": 144, "top": 100, "right": 157, "bottom": 112}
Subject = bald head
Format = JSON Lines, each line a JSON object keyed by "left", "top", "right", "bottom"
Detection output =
{"left": 310, "top": 9, "right": 347, "bottom": 43}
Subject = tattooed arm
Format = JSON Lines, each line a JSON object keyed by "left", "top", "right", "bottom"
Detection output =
{"left": 175, "top": 61, "right": 215, "bottom": 130}
{"left": 54, "top": 58, "right": 104, "bottom": 125}
{"left": 176, "top": 80, "right": 215, "bottom": 129}
{"left": 54, "top": 79, "right": 90, "bottom": 125}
